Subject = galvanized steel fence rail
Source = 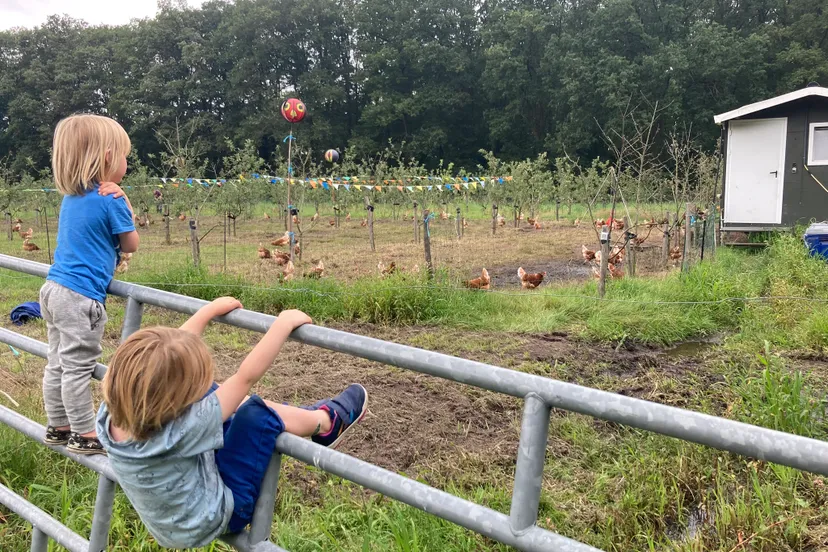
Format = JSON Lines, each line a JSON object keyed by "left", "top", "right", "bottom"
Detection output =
{"left": 1, "top": 253, "right": 828, "bottom": 552}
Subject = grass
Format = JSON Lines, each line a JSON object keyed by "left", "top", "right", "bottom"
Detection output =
{"left": 2, "top": 209, "right": 828, "bottom": 551}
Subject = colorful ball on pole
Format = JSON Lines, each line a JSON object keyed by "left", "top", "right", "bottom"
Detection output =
{"left": 324, "top": 149, "right": 340, "bottom": 163}
{"left": 280, "top": 98, "right": 306, "bottom": 123}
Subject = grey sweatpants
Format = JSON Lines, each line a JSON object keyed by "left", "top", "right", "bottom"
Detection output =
{"left": 40, "top": 281, "right": 107, "bottom": 435}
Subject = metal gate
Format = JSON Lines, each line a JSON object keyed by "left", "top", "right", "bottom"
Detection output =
{"left": 1, "top": 253, "right": 827, "bottom": 552}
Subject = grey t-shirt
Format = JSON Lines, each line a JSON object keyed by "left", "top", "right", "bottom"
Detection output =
{"left": 96, "top": 393, "right": 234, "bottom": 548}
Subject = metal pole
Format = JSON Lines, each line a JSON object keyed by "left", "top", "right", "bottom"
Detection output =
{"left": 598, "top": 225, "right": 609, "bottom": 298}
{"left": 248, "top": 454, "right": 283, "bottom": 544}
{"left": 121, "top": 297, "right": 144, "bottom": 340}
{"left": 87, "top": 476, "right": 116, "bottom": 552}
{"left": 509, "top": 395, "right": 551, "bottom": 534}
{"left": 682, "top": 204, "right": 691, "bottom": 272}
{"left": 31, "top": 528, "right": 48, "bottom": 552}
{"left": 0, "top": 483, "right": 89, "bottom": 552}
{"left": 286, "top": 127, "right": 294, "bottom": 264}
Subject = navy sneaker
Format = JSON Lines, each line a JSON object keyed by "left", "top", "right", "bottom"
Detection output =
{"left": 311, "top": 384, "right": 368, "bottom": 449}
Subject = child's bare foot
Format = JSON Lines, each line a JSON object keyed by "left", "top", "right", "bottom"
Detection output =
{"left": 309, "top": 384, "right": 368, "bottom": 449}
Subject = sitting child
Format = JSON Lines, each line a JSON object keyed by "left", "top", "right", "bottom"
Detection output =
{"left": 96, "top": 298, "right": 367, "bottom": 548}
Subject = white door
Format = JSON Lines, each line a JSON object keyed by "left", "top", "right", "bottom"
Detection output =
{"left": 724, "top": 118, "right": 787, "bottom": 224}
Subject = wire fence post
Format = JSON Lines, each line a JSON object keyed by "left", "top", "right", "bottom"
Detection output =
{"left": 491, "top": 204, "right": 498, "bottom": 236}
{"left": 555, "top": 200, "right": 560, "bottom": 221}
{"left": 30, "top": 527, "right": 48, "bottom": 552}
{"left": 624, "top": 216, "right": 635, "bottom": 277}
{"left": 6, "top": 212, "right": 12, "bottom": 241}
{"left": 412, "top": 201, "right": 419, "bottom": 244}
{"left": 509, "top": 394, "right": 551, "bottom": 534}
{"left": 248, "top": 454, "right": 283, "bottom": 545}
{"left": 189, "top": 218, "right": 200, "bottom": 268}
{"left": 455, "top": 208, "right": 461, "bottom": 240}
{"left": 365, "top": 197, "right": 375, "bottom": 252}
{"left": 423, "top": 210, "right": 434, "bottom": 279}
{"left": 682, "top": 203, "right": 691, "bottom": 272}
{"left": 163, "top": 204, "right": 171, "bottom": 245}
{"left": 598, "top": 225, "right": 609, "bottom": 298}
{"left": 662, "top": 211, "right": 670, "bottom": 267}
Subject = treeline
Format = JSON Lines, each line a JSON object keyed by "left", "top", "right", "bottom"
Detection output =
{"left": 0, "top": 0, "right": 826, "bottom": 176}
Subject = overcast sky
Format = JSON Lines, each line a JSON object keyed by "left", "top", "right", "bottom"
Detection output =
{"left": 0, "top": 0, "right": 206, "bottom": 30}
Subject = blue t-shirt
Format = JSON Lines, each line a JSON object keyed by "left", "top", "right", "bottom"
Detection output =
{"left": 46, "top": 185, "right": 135, "bottom": 303}
{"left": 96, "top": 394, "right": 234, "bottom": 548}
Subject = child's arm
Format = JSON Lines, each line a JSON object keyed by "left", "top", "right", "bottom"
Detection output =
{"left": 180, "top": 297, "right": 244, "bottom": 335}
{"left": 100, "top": 182, "right": 141, "bottom": 253}
{"left": 214, "top": 310, "right": 312, "bottom": 420}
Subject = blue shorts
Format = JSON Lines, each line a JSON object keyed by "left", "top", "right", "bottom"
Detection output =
{"left": 204, "top": 383, "right": 285, "bottom": 533}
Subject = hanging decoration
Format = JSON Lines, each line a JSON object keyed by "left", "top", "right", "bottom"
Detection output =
{"left": 324, "top": 149, "right": 340, "bottom": 163}
{"left": 280, "top": 98, "right": 306, "bottom": 124}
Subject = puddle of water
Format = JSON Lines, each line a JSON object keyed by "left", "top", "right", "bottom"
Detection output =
{"left": 662, "top": 336, "right": 722, "bottom": 359}
{"left": 666, "top": 505, "right": 713, "bottom": 543}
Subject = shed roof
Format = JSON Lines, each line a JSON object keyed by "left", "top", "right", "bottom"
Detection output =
{"left": 713, "top": 86, "right": 828, "bottom": 124}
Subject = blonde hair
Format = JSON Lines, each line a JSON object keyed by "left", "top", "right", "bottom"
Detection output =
{"left": 103, "top": 327, "right": 214, "bottom": 441}
{"left": 52, "top": 114, "right": 131, "bottom": 195}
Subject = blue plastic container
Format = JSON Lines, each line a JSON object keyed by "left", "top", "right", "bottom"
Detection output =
{"left": 804, "top": 223, "right": 828, "bottom": 259}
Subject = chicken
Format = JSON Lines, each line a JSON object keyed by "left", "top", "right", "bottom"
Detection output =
{"left": 311, "top": 212, "right": 319, "bottom": 223}
{"left": 582, "top": 245, "right": 596, "bottom": 262}
{"left": 271, "top": 232, "right": 290, "bottom": 247}
{"left": 138, "top": 218, "right": 147, "bottom": 228}
{"left": 263, "top": 212, "right": 271, "bottom": 220}
{"left": 669, "top": 246, "right": 683, "bottom": 261}
{"left": 592, "top": 265, "right": 601, "bottom": 279}
{"left": 440, "top": 211, "right": 448, "bottom": 220}
{"left": 518, "top": 267, "right": 545, "bottom": 289}
{"left": 612, "top": 219, "right": 625, "bottom": 231}
{"left": 464, "top": 268, "right": 490, "bottom": 290}
{"left": 294, "top": 244, "right": 301, "bottom": 255}
{"left": 633, "top": 235, "right": 647, "bottom": 246}
{"left": 272, "top": 250, "right": 291, "bottom": 266}
{"left": 378, "top": 261, "right": 397, "bottom": 277}
{"left": 595, "top": 218, "right": 606, "bottom": 229}
{"left": 14, "top": 218, "right": 22, "bottom": 224}
{"left": 574, "top": 219, "right": 581, "bottom": 227}
{"left": 292, "top": 215, "right": 300, "bottom": 225}
{"left": 497, "top": 215, "right": 506, "bottom": 226}
{"left": 22, "top": 239, "right": 40, "bottom": 252}
{"left": 258, "top": 244, "right": 271, "bottom": 259}
{"left": 527, "top": 217, "right": 537, "bottom": 226}
{"left": 462, "top": 218, "right": 469, "bottom": 229}
{"left": 644, "top": 218, "right": 658, "bottom": 229}
{"left": 609, "top": 245, "right": 625, "bottom": 265}
{"left": 592, "top": 263, "right": 623, "bottom": 280}
{"left": 178, "top": 213, "right": 187, "bottom": 221}
{"left": 305, "top": 260, "right": 325, "bottom": 279}
{"left": 533, "top": 221, "right": 543, "bottom": 230}
{"left": 594, "top": 250, "right": 602, "bottom": 264}
{"left": 346, "top": 213, "right": 351, "bottom": 222}
{"left": 282, "top": 260, "right": 295, "bottom": 281}
{"left": 12, "top": 222, "right": 21, "bottom": 233}
{"left": 19, "top": 228, "right": 33, "bottom": 240}
{"left": 116, "top": 253, "right": 132, "bottom": 274}
{"left": 361, "top": 219, "right": 368, "bottom": 227}
{"left": 329, "top": 219, "right": 336, "bottom": 226}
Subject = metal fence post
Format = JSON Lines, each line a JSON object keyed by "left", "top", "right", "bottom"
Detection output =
{"left": 31, "top": 528, "right": 48, "bottom": 552}
{"left": 121, "top": 297, "right": 144, "bottom": 340}
{"left": 248, "top": 454, "right": 283, "bottom": 544}
{"left": 87, "top": 477, "right": 116, "bottom": 552}
{"left": 510, "top": 394, "right": 551, "bottom": 534}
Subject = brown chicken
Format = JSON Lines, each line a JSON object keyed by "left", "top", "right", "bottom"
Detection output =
{"left": 294, "top": 244, "right": 301, "bottom": 255}
{"left": 116, "top": 253, "right": 132, "bottom": 274}
{"left": 311, "top": 212, "right": 319, "bottom": 223}
{"left": 574, "top": 219, "right": 581, "bottom": 227}
{"left": 14, "top": 218, "right": 22, "bottom": 224}
{"left": 378, "top": 261, "right": 397, "bottom": 277}
{"left": 19, "top": 228, "right": 33, "bottom": 240}
{"left": 138, "top": 218, "right": 147, "bottom": 228}
{"left": 263, "top": 212, "right": 271, "bottom": 220}
{"left": 669, "top": 246, "right": 683, "bottom": 261}
{"left": 497, "top": 215, "right": 506, "bottom": 227}
{"left": 292, "top": 215, "right": 300, "bottom": 225}
{"left": 12, "top": 222, "right": 21, "bottom": 233}
{"left": 346, "top": 213, "right": 351, "bottom": 222}
{"left": 582, "top": 245, "right": 596, "bottom": 262}
{"left": 462, "top": 218, "right": 469, "bottom": 229}
{"left": 22, "top": 239, "right": 40, "bottom": 251}
{"left": 612, "top": 219, "right": 625, "bottom": 231}
{"left": 257, "top": 244, "right": 271, "bottom": 259}
{"left": 533, "top": 221, "right": 543, "bottom": 230}
{"left": 608, "top": 263, "right": 624, "bottom": 279}
{"left": 464, "top": 268, "right": 490, "bottom": 290}
{"left": 329, "top": 219, "right": 336, "bottom": 226}
{"left": 272, "top": 250, "right": 290, "bottom": 266}
{"left": 271, "top": 232, "right": 290, "bottom": 246}
{"left": 518, "top": 267, "right": 545, "bottom": 289}
{"left": 527, "top": 217, "right": 537, "bottom": 226}
{"left": 609, "top": 245, "right": 625, "bottom": 265}
{"left": 282, "top": 260, "right": 295, "bottom": 282}
{"left": 178, "top": 213, "right": 187, "bottom": 221}
{"left": 305, "top": 260, "right": 325, "bottom": 279}
{"left": 440, "top": 211, "right": 448, "bottom": 220}
{"left": 594, "top": 218, "right": 606, "bottom": 229}
{"left": 361, "top": 219, "right": 368, "bottom": 227}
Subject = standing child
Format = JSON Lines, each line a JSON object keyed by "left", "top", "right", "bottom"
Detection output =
{"left": 96, "top": 299, "right": 368, "bottom": 547}
{"left": 41, "top": 114, "right": 140, "bottom": 455}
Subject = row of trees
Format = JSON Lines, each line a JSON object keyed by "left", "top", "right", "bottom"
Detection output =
{"left": 1, "top": 0, "right": 826, "bottom": 177}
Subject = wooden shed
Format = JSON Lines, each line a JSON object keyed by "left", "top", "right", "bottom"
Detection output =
{"left": 714, "top": 85, "right": 828, "bottom": 231}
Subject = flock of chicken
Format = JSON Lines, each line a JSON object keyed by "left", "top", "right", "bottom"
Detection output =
{"left": 256, "top": 231, "right": 323, "bottom": 281}
{"left": 11, "top": 220, "right": 39, "bottom": 251}
{"left": 462, "top": 266, "right": 546, "bottom": 290}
